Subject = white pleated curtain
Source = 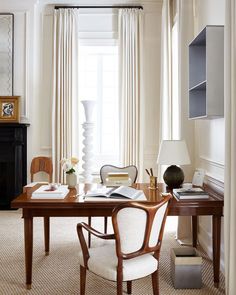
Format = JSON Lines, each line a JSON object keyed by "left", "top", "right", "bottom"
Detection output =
{"left": 224, "top": 0, "right": 236, "bottom": 294}
{"left": 159, "top": 0, "right": 194, "bottom": 244}
{"left": 159, "top": 0, "right": 172, "bottom": 146}
{"left": 176, "top": 0, "right": 195, "bottom": 245}
{"left": 52, "top": 9, "right": 79, "bottom": 183}
{"left": 119, "top": 9, "right": 143, "bottom": 172}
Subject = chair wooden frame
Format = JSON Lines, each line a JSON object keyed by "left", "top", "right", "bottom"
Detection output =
{"left": 30, "top": 156, "right": 53, "bottom": 183}
{"left": 77, "top": 195, "right": 171, "bottom": 295}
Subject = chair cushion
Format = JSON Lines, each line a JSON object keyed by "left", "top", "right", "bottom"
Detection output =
{"left": 78, "top": 242, "right": 158, "bottom": 281}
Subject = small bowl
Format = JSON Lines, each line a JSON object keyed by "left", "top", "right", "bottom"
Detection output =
{"left": 49, "top": 183, "right": 58, "bottom": 190}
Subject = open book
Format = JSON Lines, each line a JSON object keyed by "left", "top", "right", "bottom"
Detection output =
{"left": 84, "top": 186, "right": 146, "bottom": 201}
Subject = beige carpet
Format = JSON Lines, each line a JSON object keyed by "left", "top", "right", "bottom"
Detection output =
{"left": 0, "top": 210, "right": 225, "bottom": 294}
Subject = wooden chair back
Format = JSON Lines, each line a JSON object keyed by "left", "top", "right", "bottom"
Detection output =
{"left": 100, "top": 164, "right": 138, "bottom": 184}
{"left": 30, "top": 156, "right": 53, "bottom": 182}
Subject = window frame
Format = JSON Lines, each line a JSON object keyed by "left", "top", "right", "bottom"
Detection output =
{"left": 77, "top": 39, "right": 120, "bottom": 174}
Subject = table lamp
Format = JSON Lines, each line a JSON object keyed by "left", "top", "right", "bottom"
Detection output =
{"left": 157, "top": 140, "right": 190, "bottom": 189}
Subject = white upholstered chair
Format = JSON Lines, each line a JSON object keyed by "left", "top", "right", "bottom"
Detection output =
{"left": 77, "top": 195, "right": 171, "bottom": 295}
{"left": 88, "top": 165, "right": 138, "bottom": 247}
{"left": 100, "top": 164, "right": 138, "bottom": 184}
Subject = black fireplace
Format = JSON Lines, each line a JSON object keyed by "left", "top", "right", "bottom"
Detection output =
{"left": 0, "top": 123, "right": 29, "bottom": 209}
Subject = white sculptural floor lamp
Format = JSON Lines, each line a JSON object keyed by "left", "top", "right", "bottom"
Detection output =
{"left": 81, "top": 100, "right": 96, "bottom": 183}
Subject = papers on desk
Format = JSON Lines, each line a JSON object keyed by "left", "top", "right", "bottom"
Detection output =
{"left": 84, "top": 186, "right": 146, "bottom": 202}
{"left": 31, "top": 185, "right": 69, "bottom": 199}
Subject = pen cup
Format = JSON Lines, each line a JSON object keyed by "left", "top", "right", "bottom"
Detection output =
{"left": 149, "top": 176, "right": 157, "bottom": 190}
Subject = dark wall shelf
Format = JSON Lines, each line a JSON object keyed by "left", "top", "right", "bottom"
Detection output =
{"left": 0, "top": 123, "right": 29, "bottom": 209}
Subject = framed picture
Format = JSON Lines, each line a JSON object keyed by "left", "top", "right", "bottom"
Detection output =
{"left": 0, "top": 96, "right": 20, "bottom": 122}
{"left": 0, "top": 13, "right": 14, "bottom": 96}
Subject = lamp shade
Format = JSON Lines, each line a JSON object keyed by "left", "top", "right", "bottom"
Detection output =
{"left": 157, "top": 140, "right": 191, "bottom": 165}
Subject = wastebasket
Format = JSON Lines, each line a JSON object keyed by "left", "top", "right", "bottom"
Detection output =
{"left": 170, "top": 247, "right": 202, "bottom": 289}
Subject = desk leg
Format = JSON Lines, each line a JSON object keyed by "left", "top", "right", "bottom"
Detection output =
{"left": 212, "top": 215, "right": 221, "bottom": 288}
{"left": 44, "top": 217, "right": 50, "bottom": 255}
{"left": 192, "top": 216, "right": 198, "bottom": 248}
{"left": 24, "top": 216, "right": 33, "bottom": 290}
{"left": 88, "top": 217, "right": 91, "bottom": 248}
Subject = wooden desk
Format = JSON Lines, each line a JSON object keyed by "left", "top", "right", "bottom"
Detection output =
{"left": 11, "top": 183, "right": 223, "bottom": 289}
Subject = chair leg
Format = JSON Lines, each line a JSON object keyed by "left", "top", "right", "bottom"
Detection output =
{"left": 80, "top": 265, "right": 87, "bottom": 295}
{"left": 117, "top": 279, "right": 123, "bottom": 295}
{"left": 88, "top": 217, "right": 91, "bottom": 248}
{"left": 104, "top": 216, "right": 108, "bottom": 234}
{"left": 151, "top": 270, "right": 159, "bottom": 295}
{"left": 117, "top": 269, "right": 123, "bottom": 295}
{"left": 127, "top": 281, "right": 132, "bottom": 294}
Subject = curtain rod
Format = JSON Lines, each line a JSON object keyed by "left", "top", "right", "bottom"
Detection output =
{"left": 55, "top": 5, "right": 143, "bottom": 10}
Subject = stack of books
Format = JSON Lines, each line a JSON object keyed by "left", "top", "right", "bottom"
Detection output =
{"left": 173, "top": 188, "right": 209, "bottom": 200}
{"left": 31, "top": 185, "right": 69, "bottom": 199}
{"left": 105, "top": 172, "right": 132, "bottom": 187}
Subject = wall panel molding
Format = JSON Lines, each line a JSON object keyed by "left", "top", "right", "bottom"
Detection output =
{"left": 204, "top": 174, "right": 224, "bottom": 194}
{"left": 23, "top": 10, "right": 30, "bottom": 121}
{"left": 14, "top": 10, "right": 30, "bottom": 122}
{"left": 197, "top": 155, "right": 224, "bottom": 182}
{"left": 199, "top": 155, "right": 224, "bottom": 169}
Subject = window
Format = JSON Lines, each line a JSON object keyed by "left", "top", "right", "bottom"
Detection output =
{"left": 171, "top": 20, "right": 180, "bottom": 139}
{"left": 171, "top": 1, "right": 180, "bottom": 140}
{"left": 78, "top": 42, "right": 119, "bottom": 173}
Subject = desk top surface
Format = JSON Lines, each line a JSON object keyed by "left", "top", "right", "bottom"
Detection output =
{"left": 11, "top": 183, "right": 224, "bottom": 215}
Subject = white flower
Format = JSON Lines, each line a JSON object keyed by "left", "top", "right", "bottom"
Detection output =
{"left": 71, "top": 157, "right": 79, "bottom": 165}
{"left": 61, "top": 157, "right": 79, "bottom": 174}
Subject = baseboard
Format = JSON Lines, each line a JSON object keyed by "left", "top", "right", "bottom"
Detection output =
{"left": 198, "top": 225, "right": 225, "bottom": 274}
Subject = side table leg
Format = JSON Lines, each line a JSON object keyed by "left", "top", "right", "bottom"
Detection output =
{"left": 212, "top": 215, "right": 221, "bottom": 288}
{"left": 192, "top": 216, "right": 198, "bottom": 248}
{"left": 24, "top": 216, "right": 33, "bottom": 289}
{"left": 44, "top": 217, "right": 50, "bottom": 255}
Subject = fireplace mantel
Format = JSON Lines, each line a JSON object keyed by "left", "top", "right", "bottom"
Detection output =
{"left": 0, "top": 123, "right": 29, "bottom": 209}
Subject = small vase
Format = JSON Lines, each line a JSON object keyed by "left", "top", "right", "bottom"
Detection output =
{"left": 66, "top": 173, "right": 77, "bottom": 188}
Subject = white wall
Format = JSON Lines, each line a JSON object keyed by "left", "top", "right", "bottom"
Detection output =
{"left": 0, "top": 0, "right": 163, "bottom": 182}
{"left": 194, "top": 0, "right": 225, "bottom": 272}
{"left": 0, "top": 0, "right": 44, "bottom": 180}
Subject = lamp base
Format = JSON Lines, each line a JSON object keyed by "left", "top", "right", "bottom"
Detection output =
{"left": 163, "top": 165, "right": 184, "bottom": 189}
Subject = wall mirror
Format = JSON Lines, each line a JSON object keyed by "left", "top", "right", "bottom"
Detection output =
{"left": 0, "top": 13, "right": 14, "bottom": 96}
